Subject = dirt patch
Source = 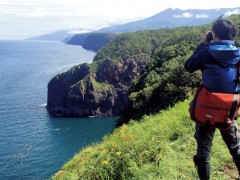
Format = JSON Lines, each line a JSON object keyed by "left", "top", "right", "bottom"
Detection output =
{"left": 224, "top": 166, "right": 238, "bottom": 179}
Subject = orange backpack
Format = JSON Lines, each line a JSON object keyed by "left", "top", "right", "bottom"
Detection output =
{"left": 189, "top": 84, "right": 240, "bottom": 130}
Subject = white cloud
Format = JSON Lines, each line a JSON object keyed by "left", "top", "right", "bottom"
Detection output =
{"left": 174, "top": 13, "right": 209, "bottom": 19}
{"left": 0, "top": 0, "right": 240, "bottom": 38}
{"left": 174, "top": 12, "right": 193, "bottom": 18}
{"left": 195, "top": 14, "right": 209, "bottom": 18}
{"left": 67, "top": 30, "right": 92, "bottom": 34}
{"left": 225, "top": 9, "right": 240, "bottom": 16}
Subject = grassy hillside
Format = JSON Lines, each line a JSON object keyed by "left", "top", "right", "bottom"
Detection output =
{"left": 51, "top": 99, "right": 238, "bottom": 179}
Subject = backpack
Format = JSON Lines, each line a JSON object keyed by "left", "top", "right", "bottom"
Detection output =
{"left": 189, "top": 66, "right": 240, "bottom": 130}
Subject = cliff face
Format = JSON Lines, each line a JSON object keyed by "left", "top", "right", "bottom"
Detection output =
{"left": 47, "top": 58, "right": 147, "bottom": 117}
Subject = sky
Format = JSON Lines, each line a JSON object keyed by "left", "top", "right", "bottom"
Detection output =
{"left": 0, "top": 0, "right": 240, "bottom": 39}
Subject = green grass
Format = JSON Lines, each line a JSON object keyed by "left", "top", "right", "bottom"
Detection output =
{"left": 51, "top": 99, "right": 238, "bottom": 179}
{"left": 89, "top": 76, "right": 111, "bottom": 91}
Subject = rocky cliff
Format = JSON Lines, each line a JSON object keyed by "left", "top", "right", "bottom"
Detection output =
{"left": 47, "top": 57, "right": 147, "bottom": 117}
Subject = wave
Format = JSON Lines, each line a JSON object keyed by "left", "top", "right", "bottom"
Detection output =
{"left": 39, "top": 103, "right": 47, "bottom": 108}
{"left": 55, "top": 63, "right": 80, "bottom": 71}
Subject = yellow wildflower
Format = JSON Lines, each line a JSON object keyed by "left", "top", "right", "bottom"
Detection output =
{"left": 55, "top": 170, "right": 64, "bottom": 177}
{"left": 115, "top": 152, "right": 122, "bottom": 156}
{"left": 101, "top": 149, "right": 108, "bottom": 154}
{"left": 84, "top": 147, "right": 94, "bottom": 152}
{"left": 128, "top": 134, "right": 135, "bottom": 140}
{"left": 111, "top": 142, "right": 119, "bottom": 148}
{"left": 122, "top": 134, "right": 135, "bottom": 141}
{"left": 120, "top": 125, "right": 126, "bottom": 134}
{"left": 101, "top": 160, "right": 109, "bottom": 166}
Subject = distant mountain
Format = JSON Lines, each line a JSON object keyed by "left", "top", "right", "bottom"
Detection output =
{"left": 66, "top": 7, "right": 240, "bottom": 51}
{"left": 96, "top": 7, "right": 240, "bottom": 33}
{"left": 28, "top": 30, "right": 71, "bottom": 41}
{"left": 28, "top": 29, "right": 92, "bottom": 41}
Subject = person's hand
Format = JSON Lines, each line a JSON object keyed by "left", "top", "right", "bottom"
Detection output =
{"left": 200, "top": 32, "right": 210, "bottom": 45}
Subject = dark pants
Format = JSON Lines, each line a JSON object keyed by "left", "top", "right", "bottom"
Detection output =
{"left": 194, "top": 121, "right": 240, "bottom": 179}
{"left": 195, "top": 121, "right": 240, "bottom": 160}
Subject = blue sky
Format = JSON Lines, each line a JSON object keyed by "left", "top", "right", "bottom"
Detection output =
{"left": 0, "top": 0, "right": 240, "bottom": 39}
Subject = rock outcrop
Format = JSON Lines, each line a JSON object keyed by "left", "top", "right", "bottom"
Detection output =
{"left": 47, "top": 58, "right": 147, "bottom": 117}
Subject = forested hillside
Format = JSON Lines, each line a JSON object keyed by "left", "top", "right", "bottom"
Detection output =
{"left": 94, "top": 26, "right": 206, "bottom": 118}
{"left": 130, "top": 15, "right": 240, "bottom": 117}
{"left": 94, "top": 14, "right": 240, "bottom": 119}
{"left": 47, "top": 15, "right": 240, "bottom": 119}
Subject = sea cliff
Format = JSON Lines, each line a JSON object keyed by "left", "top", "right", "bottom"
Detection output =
{"left": 46, "top": 25, "right": 203, "bottom": 118}
{"left": 47, "top": 57, "right": 148, "bottom": 117}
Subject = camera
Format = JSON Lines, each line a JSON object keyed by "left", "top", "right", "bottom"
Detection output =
{"left": 206, "top": 32, "right": 213, "bottom": 42}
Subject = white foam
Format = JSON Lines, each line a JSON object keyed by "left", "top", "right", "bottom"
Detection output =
{"left": 39, "top": 103, "right": 47, "bottom": 108}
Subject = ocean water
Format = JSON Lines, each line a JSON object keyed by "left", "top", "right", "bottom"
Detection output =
{"left": 0, "top": 40, "right": 118, "bottom": 180}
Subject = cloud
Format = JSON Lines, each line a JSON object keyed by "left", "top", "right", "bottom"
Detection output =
{"left": 67, "top": 30, "right": 93, "bottom": 34}
{"left": 174, "top": 12, "right": 209, "bottom": 19}
{"left": 225, "top": 8, "right": 240, "bottom": 16}
{"left": 0, "top": 0, "right": 240, "bottom": 39}
{"left": 174, "top": 12, "right": 193, "bottom": 18}
{"left": 195, "top": 14, "right": 209, "bottom": 18}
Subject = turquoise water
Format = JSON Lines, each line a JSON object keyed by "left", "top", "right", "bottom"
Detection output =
{"left": 0, "top": 40, "right": 118, "bottom": 179}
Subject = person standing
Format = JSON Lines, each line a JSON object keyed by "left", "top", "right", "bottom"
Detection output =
{"left": 184, "top": 17, "right": 240, "bottom": 179}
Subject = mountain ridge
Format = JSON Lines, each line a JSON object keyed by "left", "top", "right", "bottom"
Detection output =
{"left": 30, "top": 7, "right": 240, "bottom": 43}
{"left": 66, "top": 7, "right": 240, "bottom": 51}
{"left": 96, "top": 7, "right": 240, "bottom": 32}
